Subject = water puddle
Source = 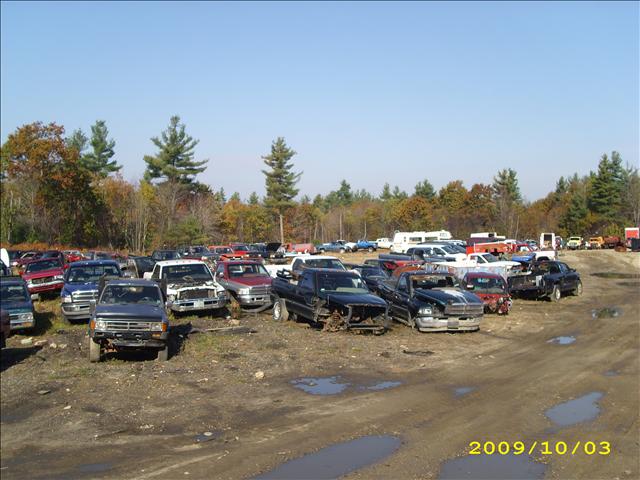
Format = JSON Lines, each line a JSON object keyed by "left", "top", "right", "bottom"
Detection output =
{"left": 545, "top": 391, "right": 603, "bottom": 427}
{"left": 591, "top": 307, "right": 622, "bottom": 319}
{"left": 291, "top": 376, "right": 401, "bottom": 395}
{"left": 591, "top": 272, "right": 640, "bottom": 279}
{"left": 76, "top": 463, "right": 113, "bottom": 474}
{"left": 454, "top": 386, "right": 476, "bottom": 397}
{"left": 617, "top": 281, "right": 640, "bottom": 288}
{"left": 547, "top": 336, "right": 576, "bottom": 345}
{"left": 439, "top": 453, "right": 546, "bottom": 479}
{"left": 254, "top": 435, "right": 401, "bottom": 479}
{"left": 194, "top": 430, "right": 222, "bottom": 443}
{"left": 603, "top": 370, "right": 619, "bottom": 377}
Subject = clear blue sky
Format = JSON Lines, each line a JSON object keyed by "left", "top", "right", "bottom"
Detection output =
{"left": 1, "top": 1, "right": 638, "bottom": 201}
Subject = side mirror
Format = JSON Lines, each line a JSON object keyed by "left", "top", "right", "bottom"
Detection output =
{"left": 143, "top": 272, "right": 153, "bottom": 280}
{"left": 89, "top": 299, "right": 96, "bottom": 314}
{"left": 30, "top": 293, "right": 39, "bottom": 301}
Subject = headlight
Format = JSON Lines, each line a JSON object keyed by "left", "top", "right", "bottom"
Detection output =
{"left": 150, "top": 322, "right": 166, "bottom": 332}
{"left": 54, "top": 274, "right": 64, "bottom": 280}
{"left": 17, "top": 312, "right": 34, "bottom": 321}
{"left": 238, "top": 288, "right": 250, "bottom": 295}
{"left": 62, "top": 295, "right": 72, "bottom": 303}
{"left": 166, "top": 294, "right": 175, "bottom": 302}
{"left": 94, "top": 320, "right": 108, "bottom": 331}
{"left": 418, "top": 306, "right": 433, "bottom": 315}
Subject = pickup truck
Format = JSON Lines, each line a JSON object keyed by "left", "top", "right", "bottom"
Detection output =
{"left": 317, "top": 241, "right": 354, "bottom": 254}
{"left": 144, "top": 260, "right": 227, "bottom": 313}
{"left": 588, "top": 237, "right": 604, "bottom": 249}
{"left": 88, "top": 279, "right": 170, "bottom": 362}
{"left": 60, "top": 260, "right": 122, "bottom": 322}
{"left": 380, "top": 247, "right": 456, "bottom": 263}
{"left": 265, "top": 255, "right": 347, "bottom": 278}
{"left": 566, "top": 237, "right": 583, "bottom": 250}
{"left": 438, "top": 252, "right": 521, "bottom": 271}
{"left": 21, "top": 258, "right": 65, "bottom": 296}
{"left": 603, "top": 236, "right": 621, "bottom": 249}
{"left": 462, "top": 272, "right": 511, "bottom": 315}
{"left": 271, "top": 268, "right": 389, "bottom": 333}
{"left": 0, "top": 276, "right": 36, "bottom": 332}
{"left": 215, "top": 260, "right": 273, "bottom": 311}
{"left": 377, "top": 270, "right": 484, "bottom": 332}
{"left": 508, "top": 260, "right": 582, "bottom": 302}
{"left": 375, "top": 238, "right": 392, "bottom": 249}
{"left": 355, "top": 240, "right": 377, "bottom": 252}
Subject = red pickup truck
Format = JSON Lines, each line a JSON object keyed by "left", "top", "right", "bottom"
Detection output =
{"left": 21, "top": 258, "right": 66, "bottom": 295}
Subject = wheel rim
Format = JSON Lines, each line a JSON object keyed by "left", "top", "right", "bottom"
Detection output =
{"left": 273, "top": 301, "right": 281, "bottom": 320}
{"left": 577, "top": 283, "right": 583, "bottom": 295}
{"left": 554, "top": 287, "right": 560, "bottom": 300}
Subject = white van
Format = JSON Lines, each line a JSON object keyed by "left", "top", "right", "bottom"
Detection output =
{"left": 470, "top": 232, "right": 506, "bottom": 240}
{"left": 391, "top": 230, "right": 452, "bottom": 253}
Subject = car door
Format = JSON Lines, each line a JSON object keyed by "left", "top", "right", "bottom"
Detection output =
{"left": 295, "top": 272, "right": 316, "bottom": 320}
{"left": 559, "top": 263, "right": 576, "bottom": 291}
{"left": 391, "top": 274, "right": 410, "bottom": 321}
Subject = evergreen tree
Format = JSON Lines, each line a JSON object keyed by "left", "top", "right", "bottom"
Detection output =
{"left": 262, "top": 137, "right": 301, "bottom": 242}
{"left": 589, "top": 152, "right": 625, "bottom": 224}
{"left": 414, "top": 179, "right": 435, "bottom": 200}
{"left": 392, "top": 185, "right": 408, "bottom": 200}
{"left": 66, "top": 129, "right": 88, "bottom": 156}
{"left": 493, "top": 168, "right": 522, "bottom": 204}
{"left": 143, "top": 115, "right": 208, "bottom": 185}
{"left": 560, "top": 186, "right": 589, "bottom": 235}
{"left": 492, "top": 168, "right": 522, "bottom": 236}
{"left": 248, "top": 191, "right": 260, "bottom": 205}
{"left": 380, "top": 183, "right": 392, "bottom": 201}
{"left": 83, "top": 120, "right": 119, "bottom": 177}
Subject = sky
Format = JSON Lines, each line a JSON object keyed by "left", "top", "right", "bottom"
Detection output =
{"left": 1, "top": 1, "right": 638, "bottom": 202}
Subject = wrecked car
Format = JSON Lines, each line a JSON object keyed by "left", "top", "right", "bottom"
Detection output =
{"left": 144, "top": 260, "right": 227, "bottom": 313}
{"left": 462, "top": 272, "right": 512, "bottom": 315}
{"left": 60, "top": 260, "right": 122, "bottom": 322}
{"left": 215, "top": 260, "right": 273, "bottom": 311}
{"left": 377, "top": 270, "right": 483, "bottom": 332}
{"left": 21, "top": 258, "right": 65, "bottom": 296}
{"left": 0, "top": 276, "right": 36, "bottom": 332}
{"left": 271, "top": 268, "right": 389, "bottom": 333}
{"left": 508, "top": 260, "right": 582, "bottom": 302}
{"left": 88, "top": 279, "right": 170, "bottom": 362}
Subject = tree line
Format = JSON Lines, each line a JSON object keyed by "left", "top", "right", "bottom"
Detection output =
{"left": 1, "top": 116, "right": 638, "bottom": 251}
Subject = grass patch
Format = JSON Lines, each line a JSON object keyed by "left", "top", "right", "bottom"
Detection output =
{"left": 32, "top": 299, "right": 85, "bottom": 336}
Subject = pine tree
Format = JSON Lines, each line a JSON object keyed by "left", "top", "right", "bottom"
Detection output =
{"left": 66, "top": 129, "right": 88, "bottom": 156}
{"left": 261, "top": 137, "right": 301, "bottom": 243}
{"left": 560, "top": 186, "right": 588, "bottom": 235}
{"left": 380, "top": 183, "right": 392, "bottom": 201}
{"left": 83, "top": 120, "right": 119, "bottom": 177}
{"left": 248, "top": 192, "right": 260, "bottom": 205}
{"left": 143, "top": 115, "right": 208, "bottom": 185}
{"left": 414, "top": 179, "right": 435, "bottom": 200}
{"left": 492, "top": 168, "right": 522, "bottom": 236}
{"left": 589, "top": 152, "right": 625, "bottom": 224}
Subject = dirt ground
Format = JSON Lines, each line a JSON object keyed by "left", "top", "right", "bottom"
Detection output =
{"left": 1, "top": 250, "right": 638, "bottom": 480}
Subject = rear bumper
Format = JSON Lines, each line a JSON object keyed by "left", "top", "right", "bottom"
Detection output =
{"left": 415, "top": 316, "right": 480, "bottom": 332}
{"left": 61, "top": 302, "right": 92, "bottom": 320}
{"left": 28, "top": 281, "right": 64, "bottom": 294}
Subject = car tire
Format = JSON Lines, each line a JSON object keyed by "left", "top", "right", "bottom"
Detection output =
{"left": 340, "top": 248, "right": 346, "bottom": 254}
{"left": 367, "top": 247, "right": 374, "bottom": 253}
{"left": 89, "top": 338, "right": 102, "bottom": 362}
{"left": 272, "top": 298, "right": 289, "bottom": 321}
{"left": 319, "top": 249, "right": 325, "bottom": 254}
{"left": 573, "top": 281, "right": 583, "bottom": 296}
{"left": 551, "top": 284, "right": 561, "bottom": 302}
{"left": 157, "top": 345, "right": 169, "bottom": 361}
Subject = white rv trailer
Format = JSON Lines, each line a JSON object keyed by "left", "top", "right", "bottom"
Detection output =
{"left": 391, "top": 230, "right": 452, "bottom": 253}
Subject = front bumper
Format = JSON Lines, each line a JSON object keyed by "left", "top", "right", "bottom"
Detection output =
{"left": 61, "top": 302, "right": 92, "bottom": 320}
{"left": 92, "top": 330, "right": 168, "bottom": 348}
{"left": 237, "top": 293, "right": 272, "bottom": 308}
{"left": 10, "top": 318, "right": 35, "bottom": 331}
{"left": 171, "top": 297, "right": 227, "bottom": 312}
{"left": 415, "top": 315, "right": 480, "bottom": 332}
{"left": 27, "top": 281, "right": 64, "bottom": 294}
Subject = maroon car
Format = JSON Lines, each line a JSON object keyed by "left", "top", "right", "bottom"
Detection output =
{"left": 214, "top": 260, "right": 273, "bottom": 311}
{"left": 463, "top": 272, "right": 512, "bottom": 315}
{"left": 21, "top": 258, "right": 65, "bottom": 295}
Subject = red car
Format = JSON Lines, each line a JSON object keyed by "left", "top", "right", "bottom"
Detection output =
{"left": 63, "top": 250, "right": 85, "bottom": 263}
{"left": 21, "top": 258, "right": 65, "bottom": 295}
{"left": 214, "top": 260, "right": 273, "bottom": 311}
{"left": 463, "top": 272, "right": 512, "bottom": 315}
{"left": 12, "top": 251, "right": 43, "bottom": 269}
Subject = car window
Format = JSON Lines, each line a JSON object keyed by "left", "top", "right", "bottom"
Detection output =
{"left": 25, "top": 259, "right": 61, "bottom": 273}
{"left": 216, "top": 264, "right": 225, "bottom": 276}
{"left": 151, "top": 265, "right": 160, "bottom": 281}
{"left": 398, "top": 275, "right": 408, "bottom": 292}
{"left": 67, "top": 265, "right": 120, "bottom": 283}
{"left": 549, "top": 264, "right": 561, "bottom": 274}
{"left": 559, "top": 263, "right": 568, "bottom": 273}
{"left": 0, "top": 284, "right": 29, "bottom": 303}
{"left": 162, "top": 264, "right": 213, "bottom": 282}
{"left": 292, "top": 259, "right": 301, "bottom": 271}
{"left": 229, "top": 264, "right": 269, "bottom": 277}
{"left": 100, "top": 285, "right": 162, "bottom": 305}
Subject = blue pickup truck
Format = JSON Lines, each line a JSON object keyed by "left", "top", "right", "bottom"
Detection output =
{"left": 355, "top": 240, "right": 377, "bottom": 252}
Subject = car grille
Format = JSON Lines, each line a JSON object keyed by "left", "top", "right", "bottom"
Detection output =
{"left": 179, "top": 289, "right": 216, "bottom": 300}
{"left": 32, "top": 276, "right": 54, "bottom": 285}
{"left": 72, "top": 290, "right": 98, "bottom": 301}
{"left": 248, "top": 285, "right": 270, "bottom": 296}
{"left": 102, "top": 320, "right": 156, "bottom": 331}
{"left": 445, "top": 303, "right": 484, "bottom": 316}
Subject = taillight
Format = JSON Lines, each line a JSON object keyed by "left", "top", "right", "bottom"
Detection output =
{"left": 90, "top": 320, "right": 95, "bottom": 330}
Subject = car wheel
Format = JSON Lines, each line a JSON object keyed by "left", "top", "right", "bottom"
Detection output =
{"left": 551, "top": 284, "right": 561, "bottom": 302}
{"left": 272, "top": 298, "right": 289, "bottom": 321}
{"left": 157, "top": 345, "right": 169, "bottom": 361}
{"left": 368, "top": 247, "right": 374, "bottom": 253}
{"left": 340, "top": 248, "right": 346, "bottom": 253}
{"left": 407, "top": 311, "right": 416, "bottom": 329}
{"left": 319, "top": 249, "right": 325, "bottom": 254}
{"left": 89, "top": 338, "right": 102, "bottom": 362}
{"left": 573, "top": 280, "right": 583, "bottom": 296}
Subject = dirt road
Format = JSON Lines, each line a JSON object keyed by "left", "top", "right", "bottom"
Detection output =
{"left": 1, "top": 250, "right": 638, "bottom": 479}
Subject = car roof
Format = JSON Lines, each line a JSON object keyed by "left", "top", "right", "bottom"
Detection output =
{"left": 105, "top": 279, "right": 158, "bottom": 287}
{"left": 155, "top": 259, "right": 207, "bottom": 266}
{"left": 221, "top": 260, "right": 263, "bottom": 265}
{"left": 68, "top": 260, "right": 119, "bottom": 267}
{"left": 304, "top": 268, "right": 358, "bottom": 275}
{"left": 464, "top": 272, "right": 503, "bottom": 279}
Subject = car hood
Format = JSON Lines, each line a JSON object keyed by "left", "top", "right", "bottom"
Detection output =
{"left": 23, "top": 268, "right": 64, "bottom": 280}
{"left": 415, "top": 288, "right": 482, "bottom": 306}
{"left": 95, "top": 304, "right": 165, "bottom": 319}
{"left": 224, "top": 276, "right": 272, "bottom": 287}
{"left": 0, "top": 300, "right": 32, "bottom": 312}
{"left": 324, "top": 292, "right": 388, "bottom": 308}
{"left": 62, "top": 282, "right": 100, "bottom": 296}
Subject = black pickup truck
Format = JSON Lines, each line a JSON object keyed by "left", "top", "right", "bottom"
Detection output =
{"left": 270, "top": 268, "right": 389, "bottom": 333}
{"left": 379, "top": 247, "right": 455, "bottom": 264}
{"left": 508, "top": 260, "right": 582, "bottom": 302}
{"left": 377, "top": 270, "right": 484, "bottom": 332}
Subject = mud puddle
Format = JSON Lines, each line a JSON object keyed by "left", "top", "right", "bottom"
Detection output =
{"left": 591, "top": 272, "right": 640, "bottom": 279}
{"left": 254, "top": 435, "right": 401, "bottom": 479}
{"left": 545, "top": 392, "right": 603, "bottom": 427}
{"left": 591, "top": 307, "right": 622, "bottom": 319}
{"left": 438, "top": 453, "right": 546, "bottom": 479}
{"left": 547, "top": 335, "right": 576, "bottom": 345}
{"left": 291, "top": 376, "right": 401, "bottom": 395}
{"left": 454, "top": 386, "right": 476, "bottom": 397}
{"left": 603, "top": 370, "right": 619, "bottom": 377}
{"left": 75, "top": 462, "right": 113, "bottom": 474}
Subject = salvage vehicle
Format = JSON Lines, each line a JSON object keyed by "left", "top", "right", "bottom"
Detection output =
{"left": 229, "top": 244, "right": 263, "bottom": 259}
{"left": 588, "top": 237, "right": 604, "bottom": 249}
{"left": 271, "top": 268, "right": 389, "bottom": 333}
{"left": 127, "top": 256, "right": 156, "bottom": 278}
{"left": 12, "top": 251, "right": 43, "bottom": 269}
{"left": 391, "top": 230, "right": 453, "bottom": 253}
{"left": 88, "top": 279, "right": 170, "bottom": 362}
{"left": 344, "top": 264, "right": 389, "bottom": 292}
{"left": 85, "top": 251, "right": 114, "bottom": 261}
{"left": 60, "top": 260, "right": 122, "bottom": 322}
{"left": 62, "top": 250, "right": 85, "bottom": 262}
{"left": 151, "top": 250, "right": 181, "bottom": 261}
{"left": 215, "top": 260, "right": 273, "bottom": 311}
{"left": 375, "top": 238, "right": 392, "bottom": 249}
{"left": 355, "top": 240, "right": 377, "bottom": 252}
{"left": 462, "top": 272, "right": 511, "bottom": 315}
{"left": 377, "top": 270, "right": 484, "bottom": 332}
{"left": 281, "top": 243, "right": 317, "bottom": 255}
{"left": 144, "top": 260, "right": 227, "bottom": 313}
{"left": 208, "top": 245, "right": 236, "bottom": 261}
{"left": 0, "top": 276, "right": 36, "bottom": 332}
{"left": 265, "top": 255, "right": 347, "bottom": 278}
{"left": 380, "top": 247, "right": 454, "bottom": 263}
{"left": 21, "top": 258, "right": 65, "bottom": 296}
{"left": 363, "top": 258, "right": 424, "bottom": 275}
{"left": 508, "top": 260, "right": 582, "bottom": 302}
{"left": 566, "top": 236, "right": 583, "bottom": 250}
{"left": 0, "top": 309, "right": 10, "bottom": 349}
{"left": 439, "top": 252, "right": 521, "bottom": 273}
{"left": 603, "top": 235, "right": 621, "bottom": 249}
{"left": 250, "top": 242, "right": 284, "bottom": 261}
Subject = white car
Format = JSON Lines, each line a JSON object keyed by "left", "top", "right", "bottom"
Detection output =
{"left": 143, "top": 260, "right": 227, "bottom": 313}
{"left": 265, "top": 255, "right": 348, "bottom": 278}
{"left": 375, "top": 238, "right": 392, "bottom": 249}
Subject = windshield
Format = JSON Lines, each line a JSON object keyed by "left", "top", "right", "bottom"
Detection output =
{"left": 228, "top": 264, "right": 269, "bottom": 277}
{"left": 163, "top": 264, "right": 213, "bottom": 282}
{"left": 100, "top": 285, "right": 162, "bottom": 305}
{"left": 451, "top": 244, "right": 466, "bottom": 253}
{"left": 441, "top": 245, "right": 459, "bottom": 254}
{"left": 0, "top": 284, "right": 29, "bottom": 303}
{"left": 305, "top": 259, "right": 346, "bottom": 270}
{"left": 134, "top": 258, "right": 156, "bottom": 273}
{"left": 214, "top": 247, "right": 233, "bottom": 254}
{"left": 152, "top": 251, "right": 179, "bottom": 260}
{"left": 67, "top": 265, "right": 120, "bottom": 283}
{"left": 412, "top": 275, "right": 459, "bottom": 289}
{"left": 481, "top": 254, "right": 498, "bottom": 263}
{"left": 360, "top": 267, "right": 387, "bottom": 278}
{"left": 467, "top": 276, "right": 506, "bottom": 293}
{"left": 25, "top": 259, "right": 61, "bottom": 273}
{"left": 317, "top": 273, "right": 369, "bottom": 294}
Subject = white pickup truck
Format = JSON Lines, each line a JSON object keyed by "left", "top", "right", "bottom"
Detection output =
{"left": 265, "top": 255, "right": 348, "bottom": 278}
{"left": 436, "top": 253, "right": 521, "bottom": 271}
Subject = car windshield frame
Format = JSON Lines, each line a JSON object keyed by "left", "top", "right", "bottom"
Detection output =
{"left": 25, "top": 259, "right": 62, "bottom": 273}
{"left": 316, "top": 273, "right": 370, "bottom": 295}
{"left": 305, "top": 259, "right": 346, "bottom": 270}
{"left": 66, "top": 265, "right": 121, "bottom": 283}
{"left": 0, "top": 284, "right": 30, "bottom": 303}
{"left": 467, "top": 276, "right": 506, "bottom": 294}
{"left": 412, "top": 274, "right": 459, "bottom": 289}
{"left": 99, "top": 284, "right": 163, "bottom": 305}
{"left": 162, "top": 264, "right": 213, "bottom": 282}
{"left": 228, "top": 264, "right": 270, "bottom": 277}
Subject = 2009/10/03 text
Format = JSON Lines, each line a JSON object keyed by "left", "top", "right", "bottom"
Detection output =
{"left": 468, "top": 441, "right": 611, "bottom": 456}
